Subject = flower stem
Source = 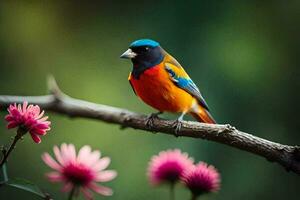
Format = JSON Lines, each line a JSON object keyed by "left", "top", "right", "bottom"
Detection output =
{"left": 0, "top": 128, "right": 25, "bottom": 168}
{"left": 170, "top": 183, "right": 175, "bottom": 200}
{"left": 68, "top": 187, "right": 76, "bottom": 200}
{"left": 191, "top": 194, "right": 198, "bottom": 200}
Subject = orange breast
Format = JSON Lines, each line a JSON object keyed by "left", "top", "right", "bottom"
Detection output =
{"left": 129, "top": 64, "right": 195, "bottom": 113}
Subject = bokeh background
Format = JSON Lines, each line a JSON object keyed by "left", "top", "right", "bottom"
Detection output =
{"left": 0, "top": 1, "right": 299, "bottom": 199}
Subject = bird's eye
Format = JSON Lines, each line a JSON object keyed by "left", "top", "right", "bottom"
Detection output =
{"left": 141, "top": 46, "right": 150, "bottom": 52}
{"left": 133, "top": 46, "right": 150, "bottom": 54}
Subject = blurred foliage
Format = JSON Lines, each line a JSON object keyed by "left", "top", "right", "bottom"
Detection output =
{"left": 0, "top": 1, "right": 299, "bottom": 199}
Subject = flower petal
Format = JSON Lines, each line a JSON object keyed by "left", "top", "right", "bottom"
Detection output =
{"left": 7, "top": 121, "right": 19, "bottom": 129}
{"left": 46, "top": 172, "right": 64, "bottom": 182}
{"left": 37, "top": 110, "right": 45, "bottom": 119}
{"left": 61, "top": 143, "right": 71, "bottom": 163}
{"left": 54, "top": 145, "right": 65, "bottom": 165}
{"left": 96, "top": 170, "right": 117, "bottom": 182}
{"left": 81, "top": 188, "right": 93, "bottom": 200}
{"left": 5, "top": 115, "right": 14, "bottom": 121}
{"left": 30, "top": 134, "right": 41, "bottom": 144}
{"left": 34, "top": 123, "right": 50, "bottom": 130}
{"left": 30, "top": 129, "right": 46, "bottom": 136}
{"left": 88, "top": 183, "right": 113, "bottom": 196}
{"left": 85, "top": 150, "right": 101, "bottom": 167}
{"left": 77, "top": 145, "right": 92, "bottom": 163}
{"left": 92, "top": 157, "right": 110, "bottom": 171}
{"left": 22, "top": 101, "right": 28, "bottom": 113}
{"left": 61, "top": 182, "right": 73, "bottom": 193}
{"left": 42, "top": 153, "right": 61, "bottom": 171}
{"left": 67, "top": 144, "right": 76, "bottom": 163}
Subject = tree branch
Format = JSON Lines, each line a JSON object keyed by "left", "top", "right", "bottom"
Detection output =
{"left": 0, "top": 77, "right": 299, "bottom": 175}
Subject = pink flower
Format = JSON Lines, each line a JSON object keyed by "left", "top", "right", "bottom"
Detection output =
{"left": 42, "top": 144, "right": 117, "bottom": 200}
{"left": 147, "top": 149, "right": 194, "bottom": 185}
{"left": 182, "top": 162, "right": 220, "bottom": 197}
{"left": 5, "top": 101, "right": 51, "bottom": 143}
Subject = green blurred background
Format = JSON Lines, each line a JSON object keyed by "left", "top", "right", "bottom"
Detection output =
{"left": 0, "top": 1, "right": 299, "bottom": 199}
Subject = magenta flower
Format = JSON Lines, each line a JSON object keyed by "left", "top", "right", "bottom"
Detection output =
{"left": 182, "top": 162, "right": 220, "bottom": 199}
{"left": 5, "top": 101, "right": 51, "bottom": 143}
{"left": 42, "top": 144, "right": 117, "bottom": 200}
{"left": 147, "top": 149, "right": 194, "bottom": 185}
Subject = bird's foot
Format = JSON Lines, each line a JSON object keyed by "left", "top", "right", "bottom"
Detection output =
{"left": 145, "top": 111, "right": 163, "bottom": 128}
{"left": 172, "top": 119, "right": 183, "bottom": 136}
{"left": 172, "top": 112, "right": 186, "bottom": 136}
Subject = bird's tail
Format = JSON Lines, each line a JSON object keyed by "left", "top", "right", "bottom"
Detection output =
{"left": 190, "top": 107, "right": 216, "bottom": 124}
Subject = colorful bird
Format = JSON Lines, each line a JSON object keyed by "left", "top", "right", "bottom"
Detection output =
{"left": 120, "top": 39, "right": 216, "bottom": 132}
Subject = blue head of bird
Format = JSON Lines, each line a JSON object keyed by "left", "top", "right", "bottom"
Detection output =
{"left": 120, "top": 39, "right": 166, "bottom": 77}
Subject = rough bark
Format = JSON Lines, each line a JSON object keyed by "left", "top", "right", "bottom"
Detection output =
{"left": 0, "top": 78, "right": 299, "bottom": 175}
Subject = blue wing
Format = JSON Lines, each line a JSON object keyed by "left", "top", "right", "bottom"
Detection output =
{"left": 165, "top": 64, "right": 210, "bottom": 111}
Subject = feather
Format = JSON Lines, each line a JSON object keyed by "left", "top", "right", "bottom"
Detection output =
{"left": 165, "top": 62, "right": 210, "bottom": 111}
{"left": 128, "top": 73, "right": 137, "bottom": 95}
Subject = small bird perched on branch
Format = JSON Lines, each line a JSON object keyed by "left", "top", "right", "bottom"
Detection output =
{"left": 120, "top": 39, "right": 216, "bottom": 132}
